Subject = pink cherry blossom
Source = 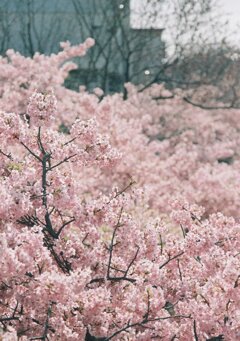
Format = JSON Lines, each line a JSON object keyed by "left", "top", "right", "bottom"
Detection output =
{"left": 1, "top": 42, "right": 240, "bottom": 340}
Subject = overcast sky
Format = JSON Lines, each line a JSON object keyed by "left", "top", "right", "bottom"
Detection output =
{"left": 219, "top": 0, "right": 240, "bottom": 45}
{"left": 220, "top": 0, "right": 240, "bottom": 28}
{"left": 131, "top": 0, "right": 240, "bottom": 47}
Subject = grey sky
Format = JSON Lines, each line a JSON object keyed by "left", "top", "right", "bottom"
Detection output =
{"left": 131, "top": 0, "right": 240, "bottom": 47}
{"left": 219, "top": 0, "right": 240, "bottom": 45}
{"left": 220, "top": 0, "right": 240, "bottom": 33}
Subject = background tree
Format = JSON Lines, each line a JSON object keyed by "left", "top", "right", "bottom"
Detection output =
{"left": 0, "top": 0, "right": 236, "bottom": 103}
{"left": 0, "top": 0, "right": 77, "bottom": 56}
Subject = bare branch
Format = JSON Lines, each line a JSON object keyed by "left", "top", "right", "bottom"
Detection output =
{"left": 94, "top": 178, "right": 136, "bottom": 214}
{"left": 105, "top": 313, "right": 192, "bottom": 341}
{"left": 193, "top": 320, "right": 199, "bottom": 341}
{"left": 21, "top": 141, "right": 42, "bottom": 162}
{"left": 183, "top": 96, "right": 236, "bottom": 110}
{"left": 56, "top": 217, "right": 75, "bottom": 238}
{"left": 159, "top": 251, "right": 184, "bottom": 270}
{"left": 30, "top": 301, "right": 56, "bottom": 341}
{"left": 48, "top": 154, "right": 77, "bottom": 171}
{"left": 43, "top": 232, "right": 72, "bottom": 274}
{"left": 0, "top": 149, "right": 13, "bottom": 160}
{"left": 89, "top": 208, "right": 139, "bottom": 286}
{"left": 17, "top": 214, "right": 40, "bottom": 227}
{"left": 0, "top": 301, "right": 21, "bottom": 325}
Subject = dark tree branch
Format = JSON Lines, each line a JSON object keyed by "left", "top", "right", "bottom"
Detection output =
{"left": 0, "top": 148, "right": 13, "bottom": 160}
{"left": 152, "top": 95, "right": 175, "bottom": 100}
{"left": 43, "top": 232, "right": 72, "bottom": 274}
{"left": 21, "top": 127, "right": 76, "bottom": 239}
{"left": 94, "top": 178, "right": 136, "bottom": 214}
{"left": 183, "top": 96, "right": 236, "bottom": 110}
{"left": 0, "top": 301, "right": 21, "bottom": 326}
{"left": 159, "top": 251, "right": 184, "bottom": 269}
{"left": 106, "top": 208, "right": 139, "bottom": 283}
{"left": 86, "top": 290, "right": 191, "bottom": 341}
{"left": 105, "top": 312, "right": 191, "bottom": 340}
{"left": 180, "top": 223, "right": 187, "bottom": 238}
{"left": 48, "top": 154, "right": 77, "bottom": 171}
{"left": 89, "top": 207, "right": 139, "bottom": 286}
{"left": 17, "top": 214, "right": 40, "bottom": 227}
{"left": 56, "top": 218, "right": 75, "bottom": 238}
{"left": 193, "top": 320, "right": 199, "bottom": 341}
{"left": 30, "top": 301, "right": 56, "bottom": 341}
{"left": 21, "top": 141, "right": 42, "bottom": 162}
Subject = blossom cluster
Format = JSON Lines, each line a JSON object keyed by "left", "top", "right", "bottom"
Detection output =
{"left": 0, "top": 43, "right": 240, "bottom": 340}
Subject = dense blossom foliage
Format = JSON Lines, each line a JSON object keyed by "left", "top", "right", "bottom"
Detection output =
{"left": 0, "top": 41, "right": 240, "bottom": 340}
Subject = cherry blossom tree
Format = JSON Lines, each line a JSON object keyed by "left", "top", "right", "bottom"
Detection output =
{"left": 0, "top": 42, "right": 240, "bottom": 340}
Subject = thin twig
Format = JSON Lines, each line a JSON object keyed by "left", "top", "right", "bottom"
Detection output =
{"left": 159, "top": 251, "right": 184, "bottom": 269}
{"left": 0, "top": 149, "right": 13, "bottom": 160}
{"left": 183, "top": 96, "right": 236, "bottom": 110}
{"left": 48, "top": 154, "right": 77, "bottom": 171}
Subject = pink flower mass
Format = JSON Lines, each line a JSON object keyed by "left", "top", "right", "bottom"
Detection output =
{"left": 0, "top": 40, "right": 240, "bottom": 340}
